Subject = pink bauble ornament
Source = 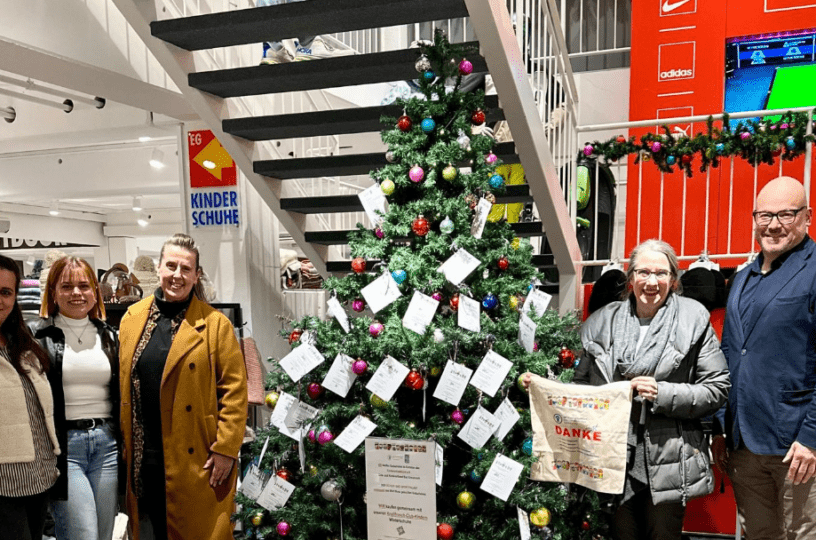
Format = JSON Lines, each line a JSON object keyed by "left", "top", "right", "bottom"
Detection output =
{"left": 583, "top": 144, "right": 594, "bottom": 156}
{"left": 369, "top": 321, "right": 384, "bottom": 337}
{"left": 276, "top": 522, "right": 291, "bottom": 536}
{"left": 651, "top": 141, "right": 662, "bottom": 153}
{"left": 485, "top": 153, "right": 498, "bottom": 164}
{"left": 352, "top": 359, "right": 368, "bottom": 374}
{"left": 451, "top": 409, "right": 465, "bottom": 424}
{"left": 409, "top": 165, "right": 425, "bottom": 183}
{"left": 431, "top": 291, "right": 443, "bottom": 302}
{"left": 318, "top": 430, "right": 334, "bottom": 445}
{"left": 780, "top": 123, "right": 789, "bottom": 129}
{"left": 352, "top": 299, "right": 365, "bottom": 312}
{"left": 308, "top": 429, "right": 317, "bottom": 443}
{"left": 740, "top": 132, "right": 751, "bottom": 140}
{"left": 459, "top": 58, "right": 473, "bottom": 75}
{"left": 375, "top": 227, "right": 384, "bottom": 239}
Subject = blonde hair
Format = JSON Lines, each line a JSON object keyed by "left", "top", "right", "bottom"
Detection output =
{"left": 160, "top": 233, "right": 207, "bottom": 301}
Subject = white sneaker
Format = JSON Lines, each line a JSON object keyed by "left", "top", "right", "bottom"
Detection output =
{"left": 261, "top": 46, "right": 294, "bottom": 65}
{"left": 294, "top": 36, "right": 354, "bottom": 61}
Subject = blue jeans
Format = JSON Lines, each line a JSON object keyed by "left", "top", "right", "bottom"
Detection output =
{"left": 51, "top": 423, "right": 118, "bottom": 540}
{"left": 256, "top": 0, "right": 313, "bottom": 52}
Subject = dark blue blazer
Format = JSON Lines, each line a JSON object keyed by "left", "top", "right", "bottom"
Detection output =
{"left": 719, "top": 236, "right": 816, "bottom": 455}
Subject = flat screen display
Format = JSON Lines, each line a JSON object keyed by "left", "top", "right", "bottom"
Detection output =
{"left": 724, "top": 28, "right": 816, "bottom": 122}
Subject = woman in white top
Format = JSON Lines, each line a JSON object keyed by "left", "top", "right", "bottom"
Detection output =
{"left": 31, "top": 256, "right": 119, "bottom": 540}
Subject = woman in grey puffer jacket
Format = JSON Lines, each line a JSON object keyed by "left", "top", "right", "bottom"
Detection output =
{"left": 575, "top": 240, "right": 730, "bottom": 540}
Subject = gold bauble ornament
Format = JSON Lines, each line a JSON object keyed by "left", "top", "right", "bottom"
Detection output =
{"left": 530, "top": 507, "right": 552, "bottom": 527}
{"left": 250, "top": 511, "right": 264, "bottom": 527}
{"left": 264, "top": 391, "right": 280, "bottom": 410}
{"left": 511, "top": 237, "right": 521, "bottom": 250}
{"left": 456, "top": 490, "right": 476, "bottom": 509}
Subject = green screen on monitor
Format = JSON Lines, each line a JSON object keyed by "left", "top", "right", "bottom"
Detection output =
{"left": 764, "top": 64, "right": 816, "bottom": 120}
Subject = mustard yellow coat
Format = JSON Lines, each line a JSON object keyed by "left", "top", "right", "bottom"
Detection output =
{"left": 119, "top": 295, "right": 248, "bottom": 540}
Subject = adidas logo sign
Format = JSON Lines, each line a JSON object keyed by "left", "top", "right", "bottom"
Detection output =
{"left": 660, "top": 68, "right": 693, "bottom": 80}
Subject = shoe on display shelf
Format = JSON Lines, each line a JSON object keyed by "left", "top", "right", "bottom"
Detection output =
{"left": 294, "top": 36, "right": 354, "bottom": 61}
{"left": 261, "top": 45, "right": 295, "bottom": 65}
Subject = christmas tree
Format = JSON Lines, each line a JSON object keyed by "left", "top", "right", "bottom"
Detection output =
{"left": 236, "top": 31, "right": 608, "bottom": 540}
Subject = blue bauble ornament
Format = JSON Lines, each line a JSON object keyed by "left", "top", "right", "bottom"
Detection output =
{"left": 482, "top": 293, "right": 498, "bottom": 310}
{"left": 421, "top": 118, "right": 436, "bottom": 133}
{"left": 715, "top": 143, "right": 725, "bottom": 155}
{"left": 469, "top": 470, "right": 482, "bottom": 483}
{"left": 391, "top": 270, "right": 407, "bottom": 285}
{"left": 423, "top": 70, "right": 435, "bottom": 81}
{"left": 786, "top": 137, "right": 796, "bottom": 150}
{"left": 488, "top": 174, "right": 504, "bottom": 189}
{"left": 666, "top": 155, "right": 677, "bottom": 165}
{"left": 522, "top": 437, "right": 533, "bottom": 456}
{"left": 526, "top": 283, "right": 535, "bottom": 293}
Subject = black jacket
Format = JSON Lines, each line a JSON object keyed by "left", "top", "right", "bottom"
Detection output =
{"left": 29, "top": 317, "right": 120, "bottom": 501}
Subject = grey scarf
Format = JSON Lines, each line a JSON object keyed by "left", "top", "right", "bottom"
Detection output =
{"left": 612, "top": 293, "right": 678, "bottom": 379}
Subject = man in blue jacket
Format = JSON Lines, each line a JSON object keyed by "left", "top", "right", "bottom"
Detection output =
{"left": 714, "top": 176, "right": 816, "bottom": 539}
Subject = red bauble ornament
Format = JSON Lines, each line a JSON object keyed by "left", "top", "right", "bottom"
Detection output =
{"left": 288, "top": 329, "right": 302, "bottom": 345}
{"left": 771, "top": 145, "right": 783, "bottom": 157}
{"left": 616, "top": 135, "right": 626, "bottom": 144}
{"left": 412, "top": 215, "right": 430, "bottom": 237}
{"left": 558, "top": 346, "right": 576, "bottom": 368}
{"left": 581, "top": 521, "right": 590, "bottom": 531}
{"left": 351, "top": 257, "right": 366, "bottom": 274}
{"left": 405, "top": 370, "right": 425, "bottom": 390}
{"left": 497, "top": 256, "right": 509, "bottom": 271}
{"left": 276, "top": 468, "right": 292, "bottom": 482}
{"left": 471, "top": 109, "right": 486, "bottom": 125}
{"left": 437, "top": 523, "right": 454, "bottom": 539}
{"left": 449, "top": 294, "right": 460, "bottom": 311}
{"left": 681, "top": 154, "right": 692, "bottom": 165}
{"left": 307, "top": 382, "right": 324, "bottom": 399}
{"left": 397, "top": 115, "right": 412, "bottom": 132}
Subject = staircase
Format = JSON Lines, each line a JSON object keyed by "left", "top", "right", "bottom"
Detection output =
{"left": 113, "top": 0, "right": 582, "bottom": 310}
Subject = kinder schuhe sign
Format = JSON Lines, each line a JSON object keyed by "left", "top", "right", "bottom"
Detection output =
{"left": 187, "top": 130, "right": 240, "bottom": 228}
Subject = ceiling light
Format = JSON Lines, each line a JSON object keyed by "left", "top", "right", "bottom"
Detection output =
{"left": 137, "top": 212, "right": 151, "bottom": 227}
{"left": 138, "top": 136, "right": 152, "bottom": 143}
{"left": 149, "top": 148, "right": 165, "bottom": 169}
{"left": 203, "top": 160, "right": 216, "bottom": 169}
{"left": 49, "top": 201, "right": 60, "bottom": 216}
{"left": 132, "top": 196, "right": 143, "bottom": 212}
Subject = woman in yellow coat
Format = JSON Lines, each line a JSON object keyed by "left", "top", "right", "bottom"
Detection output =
{"left": 119, "top": 234, "right": 247, "bottom": 540}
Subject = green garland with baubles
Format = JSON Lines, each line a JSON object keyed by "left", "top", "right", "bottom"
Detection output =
{"left": 581, "top": 112, "right": 816, "bottom": 177}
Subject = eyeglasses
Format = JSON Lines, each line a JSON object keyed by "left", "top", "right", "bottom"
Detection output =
{"left": 752, "top": 206, "right": 807, "bottom": 226}
{"left": 633, "top": 269, "right": 672, "bottom": 282}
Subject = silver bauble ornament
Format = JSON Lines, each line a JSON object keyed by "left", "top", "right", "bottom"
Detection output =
{"left": 321, "top": 480, "right": 342, "bottom": 502}
{"left": 415, "top": 55, "right": 432, "bottom": 73}
{"left": 385, "top": 150, "right": 396, "bottom": 163}
{"left": 433, "top": 328, "right": 445, "bottom": 343}
{"left": 457, "top": 132, "right": 471, "bottom": 149}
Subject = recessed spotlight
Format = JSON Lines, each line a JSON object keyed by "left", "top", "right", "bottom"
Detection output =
{"left": 49, "top": 201, "right": 60, "bottom": 216}
{"left": 138, "top": 136, "right": 152, "bottom": 143}
{"left": 132, "top": 196, "right": 143, "bottom": 212}
{"left": 137, "top": 212, "right": 151, "bottom": 227}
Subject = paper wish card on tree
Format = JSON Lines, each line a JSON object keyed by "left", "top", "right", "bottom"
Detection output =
{"left": 470, "top": 198, "right": 492, "bottom": 239}
{"left": 518, "top": 313, "right": 537, "bottom": 353}
{"left": 457, "top": 294, "right": 481, "bottom": 333}
{"left": 327, "top": 296, "right": 351, "bottom": 333}
{"left": 256, "top": 475, "right": 296, "bottom": 512}
{"left": 457, "top": 406, "right": 501, "bottom": 449}
{"left": 437, "top": 248, "right": 481, "bottom": 285}
{"left": 492, "top": 398, "right": 520, "bottom": 441}
{"left": 269, "top": 392, "right": 297, "bottom": 429}
{"left": 361, "top": 271, "right": 403, "bottom": 314}
{"left": 470, "top": 350, "right": 512, "bottom": 397}
{"left": 432, "top": 360, "right": 473, "bottom": 406}
{"left": 358, "top": 184, "right": 388, "bottom": 226}
{"left": 365, "top": 355, "right": 410, "bottom": 402}
{"left": 522, "top": 289, "right": 552, "bottom": 317}
{"left": 480, "top": 454, "right": 524, "bottom": 501}
{"left": 334, "top": 415, "right": 377, "bottom": 453}
{"left": 322, "top": 353, "right": 358, "bottom": 398}
{"left": 402, "top": 291, "right": 440, "bottom": 335}
{"left": 278, "top": 343, "right": 325, "bottom": 382}
{"left": 280, "top": 400, "right": 319, "bottom": 440}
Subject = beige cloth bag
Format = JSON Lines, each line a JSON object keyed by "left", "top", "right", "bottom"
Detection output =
{"left": 529, "top": 375, "right": 632, "bottom": 494}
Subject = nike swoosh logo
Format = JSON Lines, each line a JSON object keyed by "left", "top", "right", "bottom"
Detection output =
{"left": 662, "top": 0, "right": 691, "bottom": 13}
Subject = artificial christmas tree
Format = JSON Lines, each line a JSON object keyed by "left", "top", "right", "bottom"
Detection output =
{"left": 236, "top": 31, "right": 608, "bottom": 540}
